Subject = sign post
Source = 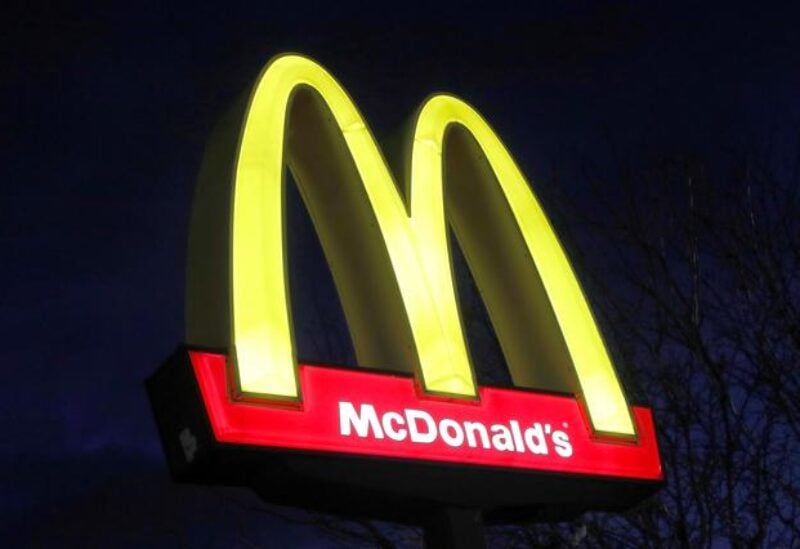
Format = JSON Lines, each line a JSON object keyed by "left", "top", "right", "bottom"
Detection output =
{"left": 424, "top": 507, "right": 486, "bottom": 549}
{"left": 148, "top": 53, "right": 662, "bottom": 545}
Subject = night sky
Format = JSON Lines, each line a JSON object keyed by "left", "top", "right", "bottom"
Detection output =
{"left": 2, "top": 2, "right": 799, "bottom": 546}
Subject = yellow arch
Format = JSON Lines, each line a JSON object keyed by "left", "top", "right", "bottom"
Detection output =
{"left": 230, "top": 54, "right": 476, "bottom": 401}
{"left": 188, "top": 54, "right": 635, "bottom": 437}
{"left": 411, "top": 96, "right": 634, "bottom": 436}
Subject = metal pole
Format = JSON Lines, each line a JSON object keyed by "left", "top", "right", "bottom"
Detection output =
{"left": 423, "top": 507, "right": 486, "bottom": 549}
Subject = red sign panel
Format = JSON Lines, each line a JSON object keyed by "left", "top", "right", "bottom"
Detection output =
{"left": 191, "top": 351, "right": 662, "bottom": 481}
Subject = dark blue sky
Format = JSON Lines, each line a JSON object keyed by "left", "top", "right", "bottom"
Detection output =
{"left": 2, "top": 2, "right": 799, "bottom": 545}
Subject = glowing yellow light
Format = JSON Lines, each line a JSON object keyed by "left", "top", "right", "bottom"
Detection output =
{"left": 192, "top": 53, "right": 634, "bottom": 436}
{"left": 231, "top": 55, "right": 476, "bottom": 399}
{"left": 412, "top": 95, "right": 635, "bottom": 436}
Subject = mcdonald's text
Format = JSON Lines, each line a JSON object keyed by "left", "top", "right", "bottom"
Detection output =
{"left": 339, "top": 402, "right": 574, "bottom": 457}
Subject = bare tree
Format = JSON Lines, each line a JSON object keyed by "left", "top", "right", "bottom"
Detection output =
{"left": 501, "top": 140, "right": 800, "bottom": 548}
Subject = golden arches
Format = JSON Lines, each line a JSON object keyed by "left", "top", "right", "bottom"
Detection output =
{"left": 186, "top": 54, "right": 635, "bottom": 437}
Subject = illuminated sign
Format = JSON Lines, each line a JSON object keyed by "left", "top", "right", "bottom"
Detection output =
{"left": 190, "top": 352, "right": 660, "bottom": 480}
{"left": 150, "top": 53, "right": 662, "bottom": 520}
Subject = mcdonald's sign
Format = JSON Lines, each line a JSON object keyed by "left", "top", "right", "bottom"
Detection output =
{"left": 148, "top": 54, "right": 662, "bottom": 521}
